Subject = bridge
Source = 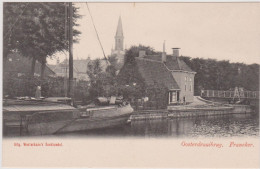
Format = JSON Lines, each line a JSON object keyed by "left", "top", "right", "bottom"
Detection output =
{"left": 201, "top": 89, "right": 259, "bottom": 100}
{"left": 200, "top": 89, "right": 259, "bottom": 113}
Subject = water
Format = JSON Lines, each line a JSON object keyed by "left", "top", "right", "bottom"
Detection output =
{"left": 60, "top": 113, "right": 259, "bottom": 138}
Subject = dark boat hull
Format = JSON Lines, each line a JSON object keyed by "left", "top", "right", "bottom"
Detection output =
{"left": 59, "top": 113, "right": 130, "bottom": 133}
{"left": 3, "top": 99, "right": 133, "bottom": 136}
{"left": 26, "top": 104, "right": 133, "bottom": 135}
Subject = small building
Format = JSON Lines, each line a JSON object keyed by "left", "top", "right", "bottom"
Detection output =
{"left": 3, "top": 52, "right": 57, "bottom": 97}
{"left": 163, "top": 48, "right": 196, "bottom": 103}
{"left": 48, "top": 58, "right": 108, "bottom": 81}
{"left": 118, "top": 47, "right": 196, "bottom": 107}
{"left": 4, "top": 52, "right": 55, "bottom": 77}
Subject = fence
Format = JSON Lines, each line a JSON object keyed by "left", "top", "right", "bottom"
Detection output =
{"left": 201, "top": 90, "right": 259, "bottom": 99}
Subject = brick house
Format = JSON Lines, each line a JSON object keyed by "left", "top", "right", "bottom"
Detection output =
{"left": 118, "top": 47, "right": 196, "bottom": 106}
{"left": 163, "top": 48, "right": 196, "bottom": 103}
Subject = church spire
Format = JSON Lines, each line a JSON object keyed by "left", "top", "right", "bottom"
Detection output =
{"left": 115, "top": 16, "right": 124, "bottom": 51}
{"left": 115, "top": 16, "right": 124, "bottom": 37}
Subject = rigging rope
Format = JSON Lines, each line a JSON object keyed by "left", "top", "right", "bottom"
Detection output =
{"left": 85, "top": 2, "right": 109, "bottom": 64}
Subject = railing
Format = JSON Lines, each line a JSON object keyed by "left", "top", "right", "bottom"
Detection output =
{"left": 201, "top": 90, "right": 259, "bottom": 99}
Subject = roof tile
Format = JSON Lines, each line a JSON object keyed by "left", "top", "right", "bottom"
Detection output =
{"left": 142, "top": 54, "right": 194, "bottom": 72}
{"left": 135, "top": 57, "right": 180, "bottom": 90}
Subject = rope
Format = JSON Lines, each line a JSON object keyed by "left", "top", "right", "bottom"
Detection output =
{"left": 85, "top": 2, "right": 109, "bottom": 64}
{"left": 4, "top": 3, "right": 29, "bottom": 40}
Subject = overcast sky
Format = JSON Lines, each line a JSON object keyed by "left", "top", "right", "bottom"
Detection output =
{"left": 47, "top": 3, "right": 260, "bottom": 65}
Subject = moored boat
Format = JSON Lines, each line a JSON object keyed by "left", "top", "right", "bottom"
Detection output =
{"left": 3, "top": 97, "right": 133, "bottom": 136}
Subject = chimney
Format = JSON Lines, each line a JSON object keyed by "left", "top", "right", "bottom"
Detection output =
{"left": 172, "top": 48, "right": 180, "bottom": 57}
{"left": 139, "top": 50, "right": 146, "bottom": 58}
{"left": 162, "top": 41, "right": 166, "bottom": 62}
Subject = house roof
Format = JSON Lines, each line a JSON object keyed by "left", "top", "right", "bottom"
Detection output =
{"left": 143, "top": 54, "right": 194, "bottom": 72}
{"left": 143, "top": 54, "right": 162, "bottom": 62}
{"left": 135, "top": 57, "right": 180, "bottom": 90}
{"left": 48, "top": 58, "right": 108, "bottom": 81}
{"left": 4, "top": 53, "right": 55, "bottom": 76}
{"left": 165, "top": 55, "right": 194, "bottom": 72}
{"left": 48, "top": 59, "right": 91, "bottom": 74}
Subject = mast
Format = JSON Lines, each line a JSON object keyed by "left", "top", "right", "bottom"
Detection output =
{"left": 68, "top": 2, "right": 74, "bottom": 98}
{"left": 64, "top": 2, "right": 68, "bottom": 97}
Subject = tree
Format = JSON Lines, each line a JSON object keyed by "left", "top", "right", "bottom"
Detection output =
{"left": 107, "top": 54, "right": 118, "bottom": 68}
{"left": 179, "top": 56, "right": 259, "bottom": 94}
{"left": 3, "top": 2, "right": 81, "bottom": 78}
{"left": 118, "top": 44, "right": 157, "bottom": 89}
{"left": 125, "top": 44, "right": 158, "bottom": 63}
{"left": 86, "top": 59, "right": 104, "bottom": 99}
{"left": 146, "top": 81, "right": 168, "bottom": 109}
{"left": 103, "top": 55, "right": 119, "bottom": 95}
{"left": 115, "top": 45, "right": 159, "bottom": 100}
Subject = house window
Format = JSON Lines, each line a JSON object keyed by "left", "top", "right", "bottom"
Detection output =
{"left": 190, "top": 84, "right": 192, "bottom": 91}
{"left": 190, "top": 77, "right": 192, "bottom": 82}
{"left": 185, "top": 77, "right": 187, "bottom": 81}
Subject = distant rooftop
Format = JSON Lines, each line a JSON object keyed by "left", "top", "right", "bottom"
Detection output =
{"left": 142, "top": 54, "right": 195, "bottom": 73}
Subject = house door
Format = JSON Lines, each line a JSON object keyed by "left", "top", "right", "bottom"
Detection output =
{"left": 169, "top": 91, "right": 177, "bottom": 104}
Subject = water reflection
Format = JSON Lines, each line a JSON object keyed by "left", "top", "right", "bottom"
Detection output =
{"left": 61, "top": 113, "right": 259, "bottom": 138}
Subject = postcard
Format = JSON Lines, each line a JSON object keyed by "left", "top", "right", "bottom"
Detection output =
{"left": 1, "top": 2, "right": 260, "bottom": 168}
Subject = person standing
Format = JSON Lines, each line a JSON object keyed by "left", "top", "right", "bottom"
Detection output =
{"left": 35, "top": 86, "right": 41, "bottom": 99}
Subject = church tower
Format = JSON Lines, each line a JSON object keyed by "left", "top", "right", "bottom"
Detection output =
{"left": 115, "top": 16, "right": 124, "bottom": 51}
{"left": 111, "top": 16, "right": 125, "bottom": 70}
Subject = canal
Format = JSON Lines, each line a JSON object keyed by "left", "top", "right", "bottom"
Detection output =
{"left": 59, "top": 113, "right": 259, "bottom": 138}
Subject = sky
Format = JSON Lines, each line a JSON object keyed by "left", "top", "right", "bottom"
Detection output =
{"left": 47, "top": 2, "right": 260, "bottom": 65}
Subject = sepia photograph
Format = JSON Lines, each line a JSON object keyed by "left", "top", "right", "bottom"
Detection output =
{"left": 1, "top": 1, "right": 260, "bottom": 168}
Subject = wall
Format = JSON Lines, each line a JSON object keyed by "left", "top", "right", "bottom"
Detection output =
{"left": 171, "top": 71, "right": 195, "bottom": 103}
